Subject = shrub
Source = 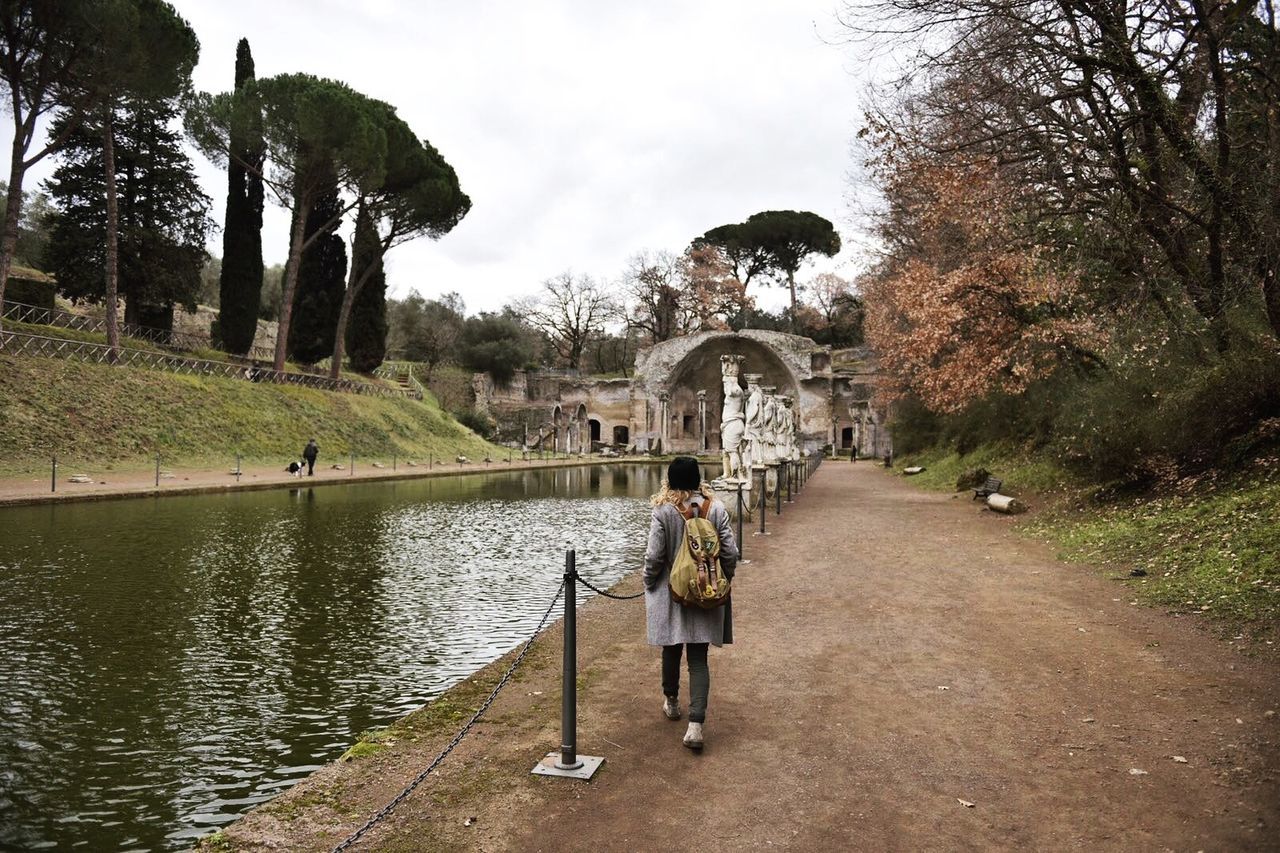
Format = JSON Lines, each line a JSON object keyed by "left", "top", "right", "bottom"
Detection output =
{"left": 453, "top": 409, "right": 494, "bottom": 439}
{"left": 1052, "top": 338, "right": 1280, "bottom": 481}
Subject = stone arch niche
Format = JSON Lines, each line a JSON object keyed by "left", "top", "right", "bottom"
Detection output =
{"left": 661, "top": 335, "right": 801, "bottom": 453}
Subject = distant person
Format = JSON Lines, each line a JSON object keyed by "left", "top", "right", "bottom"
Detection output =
{"left": 303, "top": 439, "right": 319, "bottom": 476}
{"left": 643, "top": 456, "right": 739, "bottom": 750}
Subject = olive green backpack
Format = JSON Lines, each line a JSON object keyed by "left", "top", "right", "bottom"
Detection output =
{"left": 668, "top": 500, "right": 731, "bottom": 609}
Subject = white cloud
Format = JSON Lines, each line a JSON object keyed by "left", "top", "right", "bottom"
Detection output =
{"left": 7, "top": 1, "right": 880, "bottom": 315}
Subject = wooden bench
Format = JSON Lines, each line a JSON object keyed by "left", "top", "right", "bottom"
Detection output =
{"left": 972, "top": 476, "right": 1003, "bottom": 500}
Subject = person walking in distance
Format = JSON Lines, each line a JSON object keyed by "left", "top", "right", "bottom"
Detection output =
{"left": 303, "top": 439, "right": 319, "bottom": 476}
{"left": 643, "top": 456, "right": 739, "bottom": 750}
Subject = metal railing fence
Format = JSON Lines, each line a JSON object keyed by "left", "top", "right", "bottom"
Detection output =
{"left": 1, "top": 299, "right": 276, "bottom": 361}
{"left": 0, "top": 331, "right": 410, "bottom": 399}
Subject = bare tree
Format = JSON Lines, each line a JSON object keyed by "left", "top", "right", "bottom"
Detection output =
{"left": 621, "top": 249, "right": 686, "bottom": 343}
{"left": 521, "top": 271, "right": 613, "bottom": 370}
{"left": 808, "top": 272, "right": 851, "bottom": 324}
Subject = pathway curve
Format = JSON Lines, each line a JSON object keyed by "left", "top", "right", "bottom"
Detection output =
{"left": 219, "top": 463, "right": 1279, "bottom": 852}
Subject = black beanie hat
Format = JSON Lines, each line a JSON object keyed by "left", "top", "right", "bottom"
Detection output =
{"left": 667, "top": 456, "right": 701, "bottom": 491}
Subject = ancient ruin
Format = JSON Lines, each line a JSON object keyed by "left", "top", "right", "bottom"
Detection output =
{"left": 474, "top": 329, "right": 893, "bottom": 460}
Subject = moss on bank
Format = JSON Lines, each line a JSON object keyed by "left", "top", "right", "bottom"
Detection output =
{"left": 0, "top": 353, "right": 505, "bottom": 476}
{"left": 895, "top": 444, "right": 1280, "bottom": 636}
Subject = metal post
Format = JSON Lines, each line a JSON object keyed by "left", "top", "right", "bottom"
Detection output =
{"left": 155, "top": 454, "right": 160, "bottom": 487}
{"left": 51, "top": 455, "right": 56, "bottom": 493}
{"left": 736, "top": 485, "right": 744, "bottom": 558}
{"left": 429, "top": 453, "right": 433, "bottom": 470}
{"left": 758, "top": 470, "right": 766, "bottom": 534}
{"left": 393, "top": 453, "right": 397, "bottom": 471}
{"left": 775, "top": 467, "right": 781, "bottom": 515}
{"left": 236, "top": 453, "right": 242, "bottom": 483}
{"left": 786, "top": 463, "right": 792, "bottom": 503}
{"left": 560, "top": 549, "right": 581, "bottom": 769}
{"left": 532, "top": 548, "right": 603, "bottom": 780}
{"left": 350, "top": 452, "right": 354, "bottom": 476}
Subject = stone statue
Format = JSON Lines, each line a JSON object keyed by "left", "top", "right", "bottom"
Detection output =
{"left": 719, "top": 355, "right": 746, "bottom": 481}
{"left": 743, "top": 373, "right": 765, "bottom": 470}
{"left": 780, "top": 395, "right": 797, "bottom": 460}
{"left": 762, "top": 385, "right": 779, "bottom": 464}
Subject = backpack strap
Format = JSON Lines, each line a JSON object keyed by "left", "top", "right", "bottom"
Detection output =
{"left": 677, "top": 497, "right": 712, "bottom": 520}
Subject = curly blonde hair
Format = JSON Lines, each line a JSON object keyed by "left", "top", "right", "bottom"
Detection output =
{"left": 650, "top": 480, "right": 717, "bottom": 507}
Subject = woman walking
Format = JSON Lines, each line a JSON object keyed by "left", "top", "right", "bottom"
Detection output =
{"left": 643, "top": 456, "right": 739, "bottom": 750}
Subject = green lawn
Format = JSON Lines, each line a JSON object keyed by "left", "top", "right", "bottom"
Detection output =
{"left": 0, "top": 352, "right": 506, "bottom": 476}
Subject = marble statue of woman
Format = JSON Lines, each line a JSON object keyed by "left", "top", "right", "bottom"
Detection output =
{"left": 761, "top": 386, "right": 779, "bottom": 464}
{"left": 743, "top": 374, "right": 765, "bottom": 470}
{"left": 719, "top": 355, "right": 746, "bottom": 481}
{"left": 780, "top": 396, "right": 797, "bottom": 460}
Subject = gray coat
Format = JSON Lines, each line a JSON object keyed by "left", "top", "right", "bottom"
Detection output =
{"left": 642, "top": 496, "right": 740, "bottom": 647}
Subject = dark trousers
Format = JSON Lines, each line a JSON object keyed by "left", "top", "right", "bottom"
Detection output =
{"left": 662, "top": 643, "right": 709, "bottom": 723}
{"left": 305, "top": 457, "right": 315, "bottom": 476}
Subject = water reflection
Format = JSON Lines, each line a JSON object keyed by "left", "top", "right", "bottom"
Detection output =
{"left": 0, "top": 464, "right": 662, "bottom": 851}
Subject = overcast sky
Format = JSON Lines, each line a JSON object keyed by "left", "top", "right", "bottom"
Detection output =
{"left": 14, "top": 1, "right": 882, "bottom": 315}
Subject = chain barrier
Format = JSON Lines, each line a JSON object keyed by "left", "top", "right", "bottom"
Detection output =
{"left": 331, "top": 578, "right": 567, "bottom": 852}
{"left": 574, "top": 574, "right": 645, "bottom": 600}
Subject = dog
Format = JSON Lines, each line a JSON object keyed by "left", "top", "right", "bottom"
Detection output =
{"left": 286, "top": 459, "right": 305, "bottom": 477}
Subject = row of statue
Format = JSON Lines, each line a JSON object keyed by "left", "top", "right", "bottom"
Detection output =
{"left": 718, "top": 354, "right": 800, "bottom": 484}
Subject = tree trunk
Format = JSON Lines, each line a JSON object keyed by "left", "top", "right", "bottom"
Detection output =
{"left": 0, "top": 139, "right": 26, "bottom": 337}
{"left": 102, "top": 110, "right": 121, "bottom": 361}
{"left": 787, "top": 269, "right": 798, "bottom": 329}
{"left": 273, "top": 199, "right": 309, "bottom": 372}
{"left": 1264, "top": 266, "right": 1280, "bottom": 341}
{"left": 328, "top": 255, "right": 382, "bottom": 380}
{"left": 329, "top": 272, "right": 357, "bottom": 381}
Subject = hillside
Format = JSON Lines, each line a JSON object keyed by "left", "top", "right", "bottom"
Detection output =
{"left": 0, "top": 353, "right": 504, "bottom": 477}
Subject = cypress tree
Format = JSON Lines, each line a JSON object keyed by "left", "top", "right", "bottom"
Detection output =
{"left": 345, "top": 208, "right": 387, "bottom": 372}
{"left": 216, "top": 38, "right": 264, "bottom": 354}
{"left": 286, "top": 163, "right": 347, "bottom": 365}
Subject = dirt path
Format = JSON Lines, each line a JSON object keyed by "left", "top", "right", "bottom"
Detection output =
{"left": 217, "top": 463, "right": 1279, "bottom": 852}
{"left": 0, "top": 455, "right": 591, "bottom": 507}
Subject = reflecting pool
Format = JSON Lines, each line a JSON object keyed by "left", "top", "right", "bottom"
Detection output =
{"left": 0, "top": 464, "right": 664, "bottom": 851}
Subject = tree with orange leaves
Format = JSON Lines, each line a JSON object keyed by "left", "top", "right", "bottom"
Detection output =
{"left": 863, "top": 154, "right": 1104, "bottom": 413}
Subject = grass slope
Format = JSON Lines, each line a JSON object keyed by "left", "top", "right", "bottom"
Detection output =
{"left": 0, "top": 353, "right": 505, "bottom": 476}
{"left": 894, "top": 444, "right": 1280, "bottom": 636}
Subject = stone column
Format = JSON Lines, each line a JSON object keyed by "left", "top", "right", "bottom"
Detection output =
{"left": 658, "top": 391, "right": 670, "bottom": 451}
{"left": 697, "top": 389, "right": 708, "bottom": 452}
